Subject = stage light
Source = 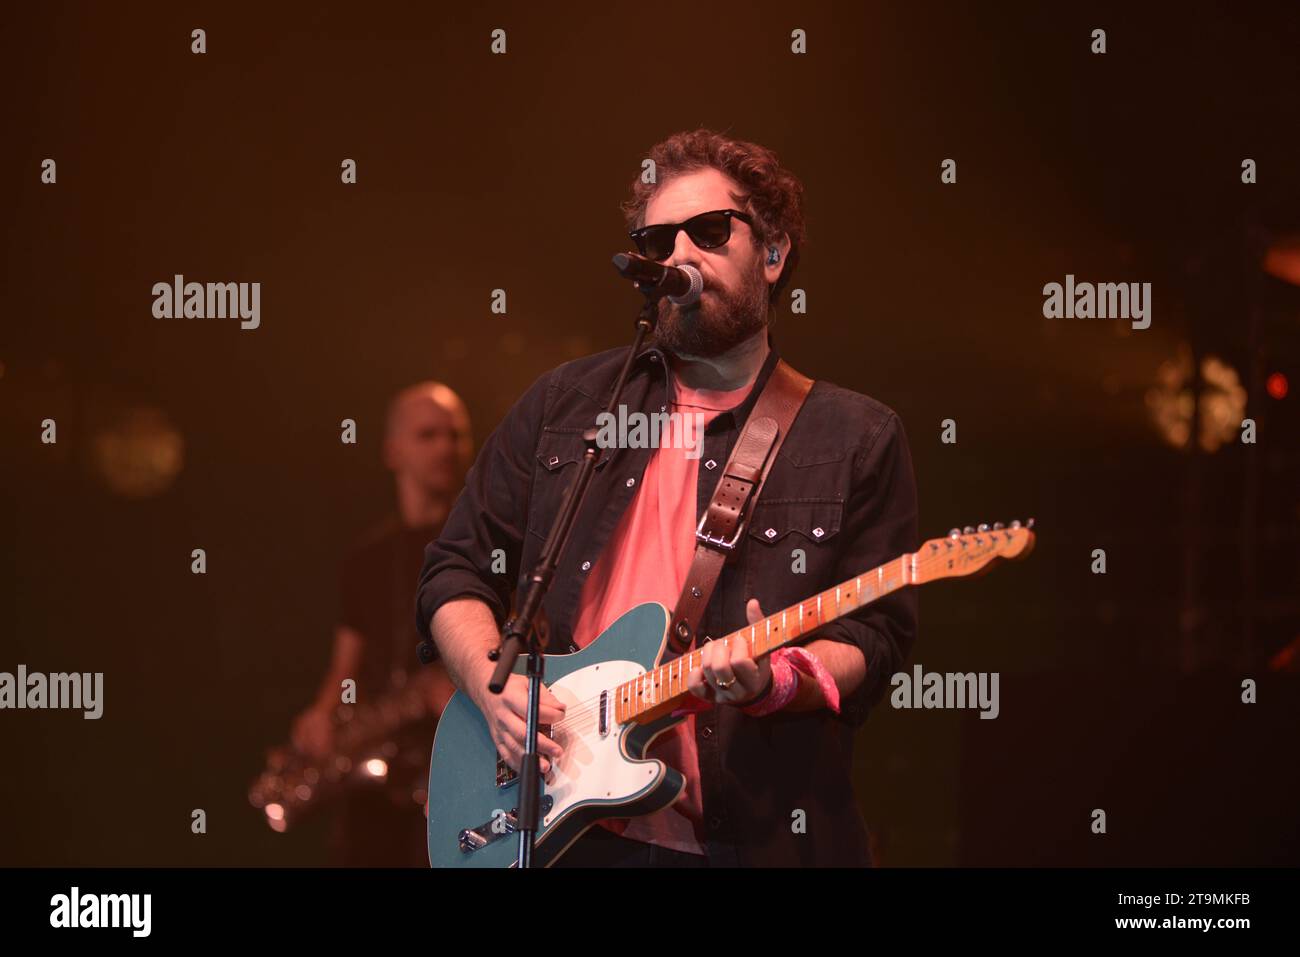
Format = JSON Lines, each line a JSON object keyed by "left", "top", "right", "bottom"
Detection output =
{"left": 1266, "top": 372, "right": 1288, "bottom": 400}
{"left": 88, "top": 405, "right": 184, "bottom": 498}
{"left": 1145, "top": 344, "right": 1247, "bottom": 452}
{"left": 1263, "top": 235, "right": 1300, "bottom": 287}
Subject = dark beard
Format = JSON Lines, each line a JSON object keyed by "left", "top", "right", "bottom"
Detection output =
{"left": 652, "top": 257, "right": 769, "bottom": 359}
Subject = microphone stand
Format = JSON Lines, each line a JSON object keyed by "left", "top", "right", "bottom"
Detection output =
{"left": 487, "top": 264, "right": 667, "bottom": 868}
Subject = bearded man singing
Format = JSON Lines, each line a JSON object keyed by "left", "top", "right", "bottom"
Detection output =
{"left": 417, "top": 128, "right": 918, "bottom": 867}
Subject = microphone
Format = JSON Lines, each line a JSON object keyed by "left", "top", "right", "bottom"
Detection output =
{"left": 611, "top": 252, "right": 703, "bottom": 306}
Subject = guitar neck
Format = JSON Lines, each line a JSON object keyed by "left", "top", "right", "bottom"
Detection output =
{"left": 610, "top": 521, "right": 1035, "bottom": 724}
{"left": 612, "top": 554, "right": 917, "bottom": 724}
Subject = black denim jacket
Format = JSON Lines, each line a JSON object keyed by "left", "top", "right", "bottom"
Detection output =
{"left": 416, "top": 334, "right": 918, "bottom": 866}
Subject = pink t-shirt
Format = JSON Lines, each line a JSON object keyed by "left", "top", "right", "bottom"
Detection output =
{"left": 569, "top": 364, "right": 758, "bottom": 855}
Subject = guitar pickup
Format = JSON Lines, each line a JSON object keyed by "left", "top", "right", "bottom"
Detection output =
{"left": 598, "top": 690, "right": 608, "bottom": 737}
{"left": 495, "top": 762, "right": 518, "bottom": 788}
{"left": 495, "top": 724, "right": 553, "bottom": 787}
{"left": 458, "top": 796, "right": 554, "bottom": 854}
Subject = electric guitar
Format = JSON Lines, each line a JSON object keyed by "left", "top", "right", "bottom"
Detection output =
{"left": 426, "top": 521, "right": 1035, "bottom": 867}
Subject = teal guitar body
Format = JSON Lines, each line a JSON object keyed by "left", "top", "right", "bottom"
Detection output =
{"left": 426, "top": 602, "right": 685, "bottom": 868}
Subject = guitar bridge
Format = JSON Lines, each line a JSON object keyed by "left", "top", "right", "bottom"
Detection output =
{"left": 458, "top": 796, "right": 554, "bottom": 854}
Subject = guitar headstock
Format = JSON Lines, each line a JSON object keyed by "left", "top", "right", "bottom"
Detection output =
{"left": 914, "top": 520, "right": 1036, "bottom": 583}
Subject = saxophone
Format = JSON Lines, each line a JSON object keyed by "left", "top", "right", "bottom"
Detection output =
{"left": 249, "top": 671, "right": 438, "bottom": 832}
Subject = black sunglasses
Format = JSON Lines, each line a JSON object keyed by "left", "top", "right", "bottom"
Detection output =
{"left": 629, "top": 208, "right": 755, "bottom": 261}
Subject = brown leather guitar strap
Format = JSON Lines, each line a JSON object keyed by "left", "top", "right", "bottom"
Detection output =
{"left": 665, "top": 359, "right": 814, "bottom": 658}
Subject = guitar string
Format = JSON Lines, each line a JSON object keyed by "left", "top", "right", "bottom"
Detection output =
{"left": 540, "top": 543, "right": 1000, "bottom": 736}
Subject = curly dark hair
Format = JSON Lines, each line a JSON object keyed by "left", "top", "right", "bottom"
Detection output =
{"left": 620, "top": 129, "right": 807, "bottom": 305}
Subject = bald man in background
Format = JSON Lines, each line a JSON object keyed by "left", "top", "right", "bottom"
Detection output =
{"left": 290, "top": 382, "right": 471, "bottom": 866}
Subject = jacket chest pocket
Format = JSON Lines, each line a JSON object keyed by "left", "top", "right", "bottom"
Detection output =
{"left": 528, "top": 429, "right": 606, "bottom": 539}
{"left": 743, "top": 498, "right": 845, "bottom": 609}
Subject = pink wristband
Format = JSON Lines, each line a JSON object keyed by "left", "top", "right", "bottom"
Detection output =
{"left": 741, "top": 647, "right": 841, "bottom": 717}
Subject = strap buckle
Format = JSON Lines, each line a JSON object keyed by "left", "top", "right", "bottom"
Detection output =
{"left": 695, "top": 508, "right": 745, "bottom": 551}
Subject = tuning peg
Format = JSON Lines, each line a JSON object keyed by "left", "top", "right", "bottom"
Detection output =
{"left": 948, "top": 527, "right": 961, "bottom": 538}
{"left": 1026, "top": 518, "right": 1035, "bottom": 529}
{"left": 962, "top": 526, "right": 975, "bottom": 535}
{"left": 977, "top": 523, "right": 990, "bottom": 532}
{"left": 1009, "top": 519, "right": 1022, "bottom": 529}
{"left": 992, "top": 522, "right": 1005, "bottom": 530}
